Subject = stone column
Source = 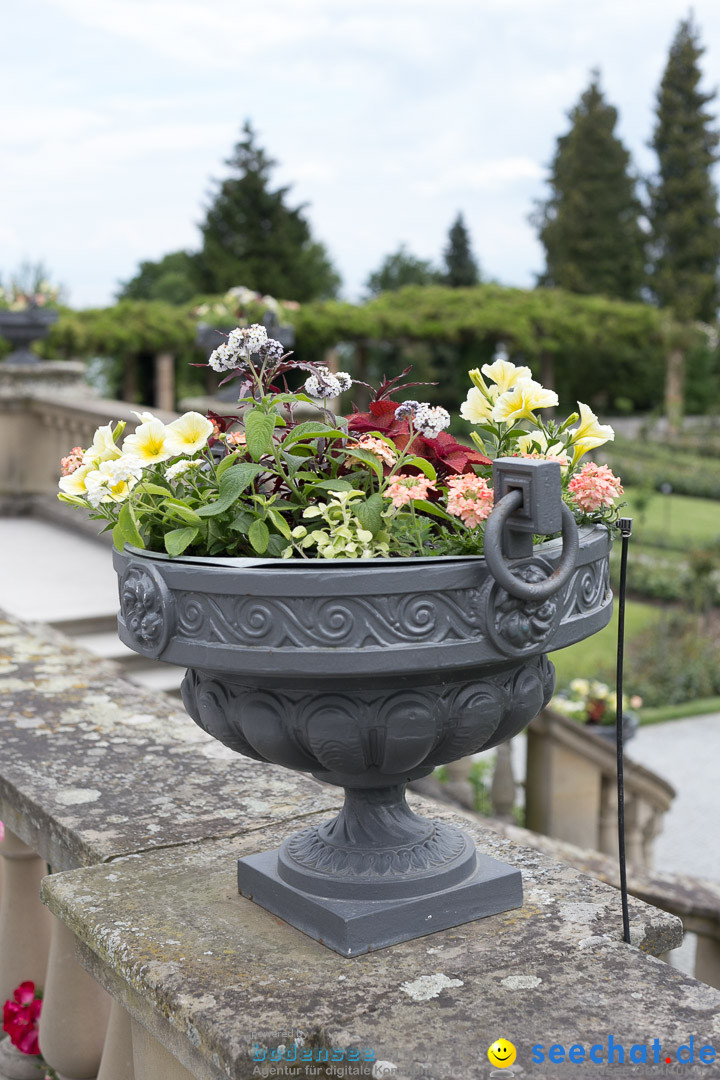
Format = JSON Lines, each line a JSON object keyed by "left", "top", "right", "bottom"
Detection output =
{"left": 38, "top": 916, "right": 111, "bottom": 1079}
{"left": 0, "top": 828, "right": 52, "bottom": 1003}
{"left": 0, "top": 829, "right": 53, "bottom": 1080}
{"left": 97, "top": 1001, "right": 135, "bottom": 1080}
{"left": 131, "top": 1020, "right": 195, "bottom": 1080}
{"left": 154, "top": 353, "right": 175, "bottom": 413}
{"left": 491, "top": 742, "right": 516, "bottom": 821}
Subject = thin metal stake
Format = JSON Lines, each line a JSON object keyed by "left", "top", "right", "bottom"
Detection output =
{"left": 616, "top": 517, "right": 632, "bottom": 944}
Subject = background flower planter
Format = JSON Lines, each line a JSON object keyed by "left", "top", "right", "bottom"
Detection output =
{"left": 114, "top": 522, "right": 611, "bottom": 955}
{"left": 0, "top": 310, "right": 58, "bottom": 364}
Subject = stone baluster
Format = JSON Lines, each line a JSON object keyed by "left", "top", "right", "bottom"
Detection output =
{"left": 130, "top": 1020, "right": 196, "bottom": 1080}
{"left": 491, "top": 742, "right": 516, "bottom": 821}
{"left": 693, "top": 929, "right": 720, "bottom": 990}
{"left": 443, "top": 756, "right": 476, "bottom": 810}
{"left": 0, "top": 828, "right": 53, "bottom": 1080}
{"left": 624, "top": 796, "right": 646, "bottom": 869}
{"left": 38, "top": 916, "right": 111, "bottom": 1080}
{"left": 597, "top": 775, "right": 618, "bottom": 857}
{"left": 97, "top": 1002, "right": 135, "bottom": 1080}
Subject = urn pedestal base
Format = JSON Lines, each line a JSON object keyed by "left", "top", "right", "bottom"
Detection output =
{"left": 237, "top": 789, "right": 522, "bottom": 956}
{"left": 238, "top": 844, "right": 521, "bottom": 956}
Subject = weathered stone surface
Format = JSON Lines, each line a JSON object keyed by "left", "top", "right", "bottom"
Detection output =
{"left": 0, "top": 612, "right": 341, "bottom": 871}
{"left": 42, "top": 804, "right": 701, "bottom": 1080}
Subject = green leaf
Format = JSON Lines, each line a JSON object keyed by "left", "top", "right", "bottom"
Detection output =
{"left": 311, "top": 478, "right": 353, "bottom": 492}
{"left": 165, "top": 503, "right": 202, "bottom": 526}
{"left": 245, "top": 409, "right": 276, "bottom": 461}
{"left": 228, "top": 509, "right": 255, "bottom": 533}
{"left": 112, "top": 501, "right": 145, "bottom": 552}
{"left": 354, "top": 492, "right": 385, "bottom": 536}
{"left": 216, "top": 450, "right": 242, "bottom": 479}
{"left": 267, "top": 508, "right": 291, "bottom": 539}
{"left": 412, "top": 499, "right": 453, "bottom": 521}
{"left": 402, "top": 456, "right": 437, "bottom": 481}
{"left": 164, "top": 527, "right": 199, "bottom": 557}
{"left": 196, "top": 463, "right": 262, "bottom": 517}
{"left": 135, "top": 481, "right": 172, "bottom": 497}
{"left": 282, "top": 421, "right": 345, "bottom": 446}
{"left": 248, "top": 518, "right": 270, "bottom": 553}
{"left": 344, "top": 447, "right": 384, "bottom": 482}
{"left": 266, "top": 534, "right": 289, "bottom": 557}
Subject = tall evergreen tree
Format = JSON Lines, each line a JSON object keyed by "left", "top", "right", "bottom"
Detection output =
{"left": 443, "top": 212, "right": 480, "bottom": 287}
{"left": 648, "top": 17, "right": 720, "bottom": 321}
{"left": 197, "top": 122, "right": 340, "bottom": 302}
{"left": 533, "top": 73, "right": 646, "bottom": 300}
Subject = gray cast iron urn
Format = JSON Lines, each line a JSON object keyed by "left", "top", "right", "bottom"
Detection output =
{"left": 114, "top": 458, "right": 612, "bottom": 955}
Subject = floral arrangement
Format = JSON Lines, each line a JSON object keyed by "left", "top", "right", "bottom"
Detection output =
{"left": 58, "top": 326, "right": 623, "bottom": 559}
{"left": 193, "top": 286, "right": 299, "bottom": 328}
{"left": 0, "top": 273, "right": 60, "bottom": 312}
{"left": 551, "top": 679, "right": 643, "bottom": 727}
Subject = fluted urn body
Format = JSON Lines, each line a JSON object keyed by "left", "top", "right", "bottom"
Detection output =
{"left": 114, "top": 525, "right": 611, "bottom": 954}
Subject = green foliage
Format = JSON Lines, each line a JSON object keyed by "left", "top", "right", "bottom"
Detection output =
{"left": 648, "top": 17, "right": 720, "bottom": 321}
{"left": 365, "top": 245, "right": 441, "bottom": 296}
{"left": 197, "top": 121, "right": 340, "bottom": 302}
{"left": 443, "top": 212, "right": 480, "bottom": 288}
{"left": 628, "top": 614, "right": 720, "bottom": 706}
{"left": 117, "top": 251, "right": 202, "bottom": 305}
{"left": 533, "top": 73, "right": 646, "bottom": 301}
{"left": 605, "top": 439, "right": 720, "bottom": 500}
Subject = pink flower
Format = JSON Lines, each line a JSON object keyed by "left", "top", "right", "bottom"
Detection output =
{"left": 445, "top": 473, "right": 494, "bottom": 528}
{"left": 225, "top": 431, "right": 247, "bottom": 447}
{"left": 0, "top": 820, "right": 4, "bottom": 842}
{"left": 3, "top": 982, "right": 42, "bottom": 1056}
{"left": 568, "top": 463, "right": 623, "bottom": 513}
{"left": 346, "top": 435, "right": 397, "bottom": 469}
{"left": 385, "top": 474, "right": 435, "bottom": 508}
{"left": 60, "top": 446, "right": 84, "bottom": 476}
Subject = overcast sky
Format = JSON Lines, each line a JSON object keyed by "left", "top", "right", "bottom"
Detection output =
{"left": 3, "top": 0, "right": 720, "bottom": 308}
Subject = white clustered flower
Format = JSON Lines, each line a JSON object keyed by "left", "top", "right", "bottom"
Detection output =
{"left": 85, "top": 457, "right": 142, "bottom": 507}
{"left": 396, "top": 401, "right": 451, "bottom": 439}
{"left": 335, "top": 371, "right": 353, "bottom": 392}
{"left": 304, "top": 371, "right": 343, "bottom": 398}
{"left": 164, "top": 459, "right": 206, "bottom": 482}
{"left": 208, "top": 324, "right": 278, "bottom": 372}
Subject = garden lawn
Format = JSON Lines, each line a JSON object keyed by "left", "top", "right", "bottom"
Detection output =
{"left": 549, "top": 598, "right": 663, "bottom": 691}
{"left": 622, "top": 488, "right": 720, "bottom": 550}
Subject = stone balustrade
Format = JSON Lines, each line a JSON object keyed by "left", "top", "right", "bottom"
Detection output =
{"left": 3, "top": 611, "right": 720, "bottom": 1078}
{"left": 0, "top": 391, "right": 177, "bottom": 508}
{"left": 526, "top": 707, "right": 675, "bottom": 867}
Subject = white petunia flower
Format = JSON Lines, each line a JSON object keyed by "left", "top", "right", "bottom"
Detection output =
{"left": 164, "top": 459, "right": 207, "bottom": 482}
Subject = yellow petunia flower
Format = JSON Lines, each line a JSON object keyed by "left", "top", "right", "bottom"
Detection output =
{"left": 164, "top": 412, "right": 215, "bottom": 456}
{"left": 58, "top": 463, "right": 94, "bottom": 496}
{"left": 569, "top": 403, "right": 615, "bottom": 465}
{"left": 460, "top": 386, "right": 496, "bottom": 424}
{"left": 122, "top": 420, "right": 171, "bottom": 465}
{"left": 481, "top": 359, "right": 532, "bottom": 394}
{"left": 492, "top": 379, "right": 558, "bottom": 424}
{"left": 82, "top": 423, "right": 122, "bottom": 467}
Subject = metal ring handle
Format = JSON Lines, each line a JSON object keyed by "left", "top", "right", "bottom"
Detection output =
{"left": 484, "top": 490, "right": 579, "bottom": 601}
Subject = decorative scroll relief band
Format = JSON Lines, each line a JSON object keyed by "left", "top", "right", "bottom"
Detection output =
{"left": 284, "top": 820, "right": 467, "bottom": 878}
{"left": 174, "top": 587, "right": 487, "bottom": 650}
{"left": 118, "top": 562, "right": 174, "bottom": 658}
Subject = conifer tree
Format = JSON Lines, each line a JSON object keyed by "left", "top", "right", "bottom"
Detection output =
{"left": 648, "top": 17, "right": 720, "bottom": 321}
{"left": 197, "top": 122, "right": 340, "bottom": 302}
{"left": 443, "top": 213, "right": 480, "bottom": 287}
{"left": 534, "top": 73, "right": 646, "bottom": 300}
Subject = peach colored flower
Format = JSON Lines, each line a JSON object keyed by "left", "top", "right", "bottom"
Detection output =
{"left": 568, "top": 463, "right": 623, "bottom": 513}
{"left": 445, "top": 473, "right": 494, "bottom": 527}
{"left": 60, "top": 447, "right": 84, "bottom": 476}
{"left": 346, "top": 435, "right": 397, "bottom": 468}
{"left": 225, "top": 431, "right": 247, "bottom": 447}
{"left": 385, "top": 474, "right": 434, "bottom": 508}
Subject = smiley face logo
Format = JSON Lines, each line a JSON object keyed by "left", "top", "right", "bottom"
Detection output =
{"left": 487, "top": 1039, "right": 517, "bottom": 1069}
